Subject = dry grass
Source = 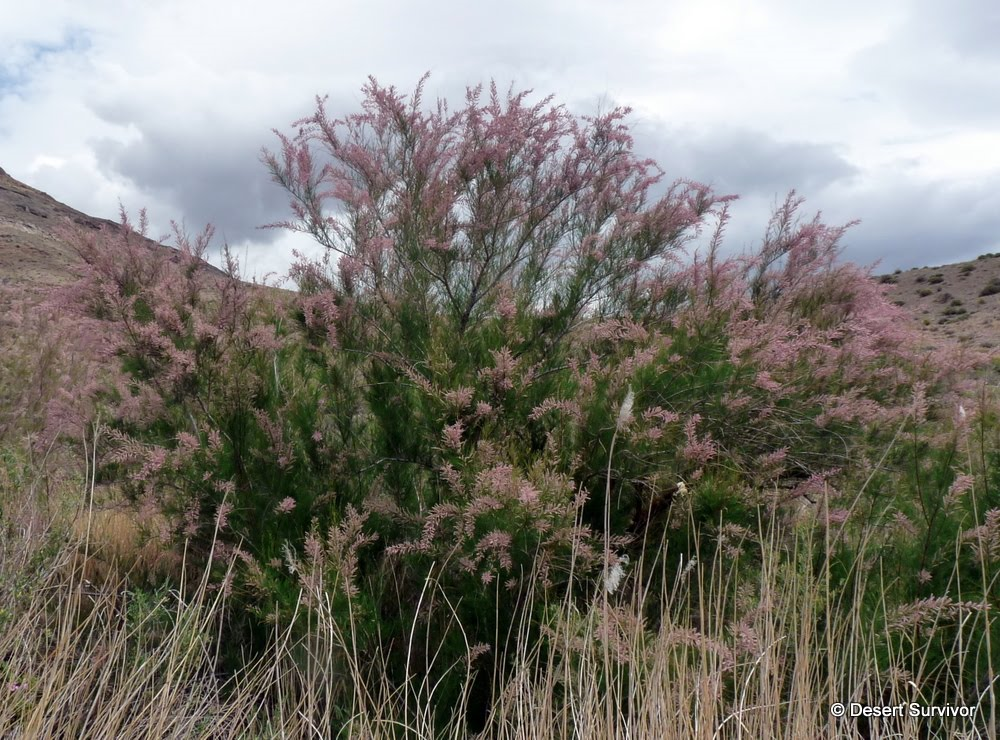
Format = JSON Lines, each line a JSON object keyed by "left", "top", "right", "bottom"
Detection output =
{"left": 482, "top": 515, "right": 996, "bottom": 740}
{"left": 2, "top": 464, "right": 996, "bottom": 739}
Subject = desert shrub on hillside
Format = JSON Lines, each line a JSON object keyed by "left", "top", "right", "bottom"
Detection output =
{"left": 50, "top": 76, "right": 995, "bottom": 730}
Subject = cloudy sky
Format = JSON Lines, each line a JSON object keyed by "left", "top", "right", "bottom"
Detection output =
{"left": 1, "top": 0, "right": 997, "bottom": 278}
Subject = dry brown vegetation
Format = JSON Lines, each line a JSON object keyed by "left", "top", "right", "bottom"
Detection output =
{"left": 879, "top": 254, "right": 1001, "bottom": 354}
{"left": 2, "top": 467, "right": 996, "bottom": 739}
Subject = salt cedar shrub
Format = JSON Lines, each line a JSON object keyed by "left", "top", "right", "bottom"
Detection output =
{"left": 266, "top": 76, "right": 969, "bottom": 542}
{"left": 61, "top": 76, "right": 987, "bottom": 724}
{"left": 259, "top": 78, "right": 726, "bottom": 703}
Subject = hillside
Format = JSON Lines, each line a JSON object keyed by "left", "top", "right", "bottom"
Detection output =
{"left": 0, "top": 166, "right": 225, "bottom": 288}
{"left": 879, "top": 255, "right": 1000, "bottom": 354}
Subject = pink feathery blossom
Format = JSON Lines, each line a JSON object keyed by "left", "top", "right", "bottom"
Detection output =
{"left": 442, "top": 421, "right": 464, "bottom": 451}
{"left": 275, "top": 497, "right": 297, "bottom": 514}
